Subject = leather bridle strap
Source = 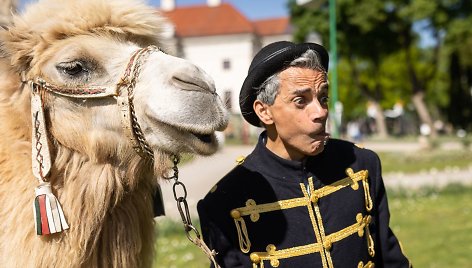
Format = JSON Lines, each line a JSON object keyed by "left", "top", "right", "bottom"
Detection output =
{"left": 26, "top": 45, "right": 162, "bottom": 160}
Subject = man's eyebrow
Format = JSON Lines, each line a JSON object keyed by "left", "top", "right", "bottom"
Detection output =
{"left": 320, "top": 82, "right": 329, "bottom": 91}
{"left": 289, "top": 88, "right": 311, "bottom": 95}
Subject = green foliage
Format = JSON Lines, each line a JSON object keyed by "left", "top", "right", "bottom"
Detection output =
{"left": 290, "top": 0, "right": 472, "bottom": 131}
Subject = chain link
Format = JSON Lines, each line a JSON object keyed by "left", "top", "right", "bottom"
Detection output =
{"left": 168, "top": 155, "right": 221, "bottom": 267}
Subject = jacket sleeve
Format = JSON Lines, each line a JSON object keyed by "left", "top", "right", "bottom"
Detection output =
{"left": 197, "top": 199, "right": 245, "bottom": 268}
{"left": 371, "top": 153, "right": 412, "bottom": 268}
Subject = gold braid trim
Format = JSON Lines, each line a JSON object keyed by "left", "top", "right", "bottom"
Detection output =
{"left": 250, "top": 243, "right": 324, "bottom": 268}
{"left": 249, "top": 213, "right": 374, "bottom": 268}
{"left": 301, "top": 179, "right": 329, "bottom": 268}
{"left": 232, "top": 169, "right": 369, "bottom": 221}
{"left": 230, "top": 169, "right": 371, "bottom": 259}
{"left": 358, "top": 260, "right": 375, "bottom": 268}
{"left": 232, "top": 215, "right": 251, "bottom": 253}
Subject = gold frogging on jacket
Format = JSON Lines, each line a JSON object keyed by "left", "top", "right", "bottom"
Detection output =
{"left": 230, "top": 168, "right": 374, "bottom": 268}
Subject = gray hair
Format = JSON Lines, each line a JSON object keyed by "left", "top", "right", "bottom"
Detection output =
{"left": 255, "top": 49, "right": 326, "bottom": 106}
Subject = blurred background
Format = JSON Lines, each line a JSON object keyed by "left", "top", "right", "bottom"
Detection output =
{"left": 11, "top": 0, "right": 472, "bottom": 267}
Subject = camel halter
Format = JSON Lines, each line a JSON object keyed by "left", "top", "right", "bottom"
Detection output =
{"left": 26, "top": 45, "right": 159, "bottom": 236}
{"left": 24, "top": 45, "right": 221, "bottom": 266}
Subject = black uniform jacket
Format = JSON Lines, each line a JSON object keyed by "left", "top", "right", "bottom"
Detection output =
{"left": 197, "top": 133, "right": 411, "bottom": 268}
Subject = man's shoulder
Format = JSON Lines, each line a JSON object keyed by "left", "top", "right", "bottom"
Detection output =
{"left": 199, "top": 161, "right": 257, "bottom": 204}
{"left": 326, "top": 138, "right": 379, "bottom": 160}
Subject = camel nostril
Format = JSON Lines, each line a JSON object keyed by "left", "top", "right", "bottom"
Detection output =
{"left": 172, "top": 74, "right": 215, "bottom": 93}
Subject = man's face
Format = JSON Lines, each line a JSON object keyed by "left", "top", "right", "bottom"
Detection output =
{"left": 262, "top": 67, "right": 330, "bottom": 160}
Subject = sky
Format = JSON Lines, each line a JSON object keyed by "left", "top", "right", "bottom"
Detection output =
{"left": 19, "top": 0, "right": 290, "bottom": 20}
{"left": 149, "top": 0, "right": 290, "bottom": 20}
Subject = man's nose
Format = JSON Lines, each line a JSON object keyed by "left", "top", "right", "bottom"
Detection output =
{"left": 309, "top": 100, "right": 328, "bottom": 122}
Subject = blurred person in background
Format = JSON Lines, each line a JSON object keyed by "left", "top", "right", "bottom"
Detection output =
{"left": 198, "top": 41, "right": 411, "bottom": 268}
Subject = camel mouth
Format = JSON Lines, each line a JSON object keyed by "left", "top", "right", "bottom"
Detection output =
{"left": 144, "top": 115, "right": 221, "bottom": 155}
{"left": 192, "top": 132, "right": 213, "bottom": 143}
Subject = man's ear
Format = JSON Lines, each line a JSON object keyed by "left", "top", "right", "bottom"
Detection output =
{"left": 253, "top": 100, "right": 274, "bottom": 125}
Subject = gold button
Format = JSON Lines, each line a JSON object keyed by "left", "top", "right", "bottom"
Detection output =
{"left": 236, "top": 156, "right": 245, "bottom": 164}
{"left": 324, "top": 240, "right": 332, "bottom": 250}
{"left": 230, "top": 209, "right": 241, "bottom": 219}
{"left": 210, "top": 184, "right": 218, "bottom": 193}
{"left": 270, "top": 259, "right": 280, "bottom": 267}
{"left": 266, "top": 244, "right": 276, "bottom": 253}
{"left": 250, "top": 253, "right": 261, "bottom": 263}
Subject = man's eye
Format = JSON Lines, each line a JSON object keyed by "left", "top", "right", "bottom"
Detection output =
{"left": 294, "top": 97, "right": 306, "bottom": 105}
{"left": 320, "top": 96, "right": 329, "bottom": 104}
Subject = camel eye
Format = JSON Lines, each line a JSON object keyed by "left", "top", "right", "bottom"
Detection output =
{"left": 56, "top": 61, "right": 88, "bottom": 77}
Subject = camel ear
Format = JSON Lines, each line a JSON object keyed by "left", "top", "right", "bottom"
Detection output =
{"left": 0, "top": 1, "right": 33, "bottom": 72}
{"left": 0, "top": 26, "right": 37, "bottom": 72}
{"left": 0, "top": 0, "right": 17, "bottom": 27}
{"left": 253, "top": 100, "right": 274, "bottom": 126}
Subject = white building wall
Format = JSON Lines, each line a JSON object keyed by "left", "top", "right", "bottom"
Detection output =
{"left": 180, "top": 34, "right": 255, "bottom": 114}
{"left": 260, "top": 34, "right": 293, "bottom": 47}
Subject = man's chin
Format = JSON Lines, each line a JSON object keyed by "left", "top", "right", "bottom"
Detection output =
{"left": 307, "top": 139, "right": 328, "bottom": 156}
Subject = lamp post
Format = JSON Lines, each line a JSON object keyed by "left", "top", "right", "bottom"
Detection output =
{"left": 297, "top": 0, "right": 340, "bottom": 137}
{"left": 328, "top": 0, "right": 340, "bottom": 138}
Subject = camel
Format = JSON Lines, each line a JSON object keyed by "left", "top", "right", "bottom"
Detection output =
{"left": 0, "top": 0, "right": 228, "bottom": 267}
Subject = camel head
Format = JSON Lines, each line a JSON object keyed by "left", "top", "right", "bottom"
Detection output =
{"left": 0, "top": 0, "right": 228, "bottom": 167}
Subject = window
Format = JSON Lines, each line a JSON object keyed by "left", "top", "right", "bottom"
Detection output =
{"left": 223, "top": 59, "right": 231, "bottom": 70}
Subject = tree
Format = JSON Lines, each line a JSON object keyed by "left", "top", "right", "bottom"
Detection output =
{"left": 290, "top": 0, "right": 407, "bottom": 138}
{"left": 290, "top": 0, "right": 458, "bottom": 138}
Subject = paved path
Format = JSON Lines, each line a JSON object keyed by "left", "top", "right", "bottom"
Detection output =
{"left": 160, "top": 145, "right": 253, "bottom": 220}
{"left": 159, "top": 143, "right": 472, "bottom": 220}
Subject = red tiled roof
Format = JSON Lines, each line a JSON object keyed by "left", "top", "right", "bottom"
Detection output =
{"left": 162, "top": 3, "right": 255, "bottom": 37}
{"left": 253, "top": 17, "right": 291, "bottom": 36}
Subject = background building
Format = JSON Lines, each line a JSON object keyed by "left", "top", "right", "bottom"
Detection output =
{"left": 160, "top": 0, "right": 320, "bottom": 141}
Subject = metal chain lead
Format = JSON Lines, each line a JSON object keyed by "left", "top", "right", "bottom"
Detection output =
{"left": 123, "top": 46, "right": 158, "bottom": 160}
{"left": 169, "top": 155, "right": 221, "bottom": 268}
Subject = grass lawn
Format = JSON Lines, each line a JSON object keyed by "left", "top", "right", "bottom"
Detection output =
{"left": 154, "top": 185, "right": 472, "bottom": 267}
{"left": 378, "top": 149, "right": 472, "bottom": 174}
{"left": 388, "top": 185, "right": 472, "bottom": 268}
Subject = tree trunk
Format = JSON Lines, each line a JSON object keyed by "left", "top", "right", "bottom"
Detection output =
{"left": 411, "top": 91, "right": 436, "bottom": 137}
{"left": 403, "top": 31, "right": 437, "bottom": 138}
{"left": 348, "top": 56, "right": 389, "bottom": 138}
{"left": 370, "top": 100, "right": 388, "bottom": 139}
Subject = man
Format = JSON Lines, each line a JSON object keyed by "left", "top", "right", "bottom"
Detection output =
{"left": 197, "top": 41, "right": 411, "bottom": 268}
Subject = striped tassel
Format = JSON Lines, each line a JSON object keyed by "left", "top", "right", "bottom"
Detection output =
{"left": 33, "top": 182, "right": 69, "bottom": 235}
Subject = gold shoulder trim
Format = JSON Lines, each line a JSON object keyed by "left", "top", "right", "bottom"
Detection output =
{"left": 236, "top": 155, "right": 246, "bottom": 165}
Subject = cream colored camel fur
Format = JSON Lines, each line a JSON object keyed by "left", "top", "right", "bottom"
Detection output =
{"left": 0, "top": 0, "right": 227, "bottom": 267}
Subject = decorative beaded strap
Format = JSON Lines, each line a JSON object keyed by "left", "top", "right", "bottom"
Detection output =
{"left": 27, "top": 45, "right": 161, "bottom": 160}
{"left": 26, "top": 46, "right": 161, "bottom": 236}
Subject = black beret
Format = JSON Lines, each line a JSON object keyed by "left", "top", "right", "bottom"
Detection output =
{"left": 239, "top": 41, "right": 329, "bottom": 127}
